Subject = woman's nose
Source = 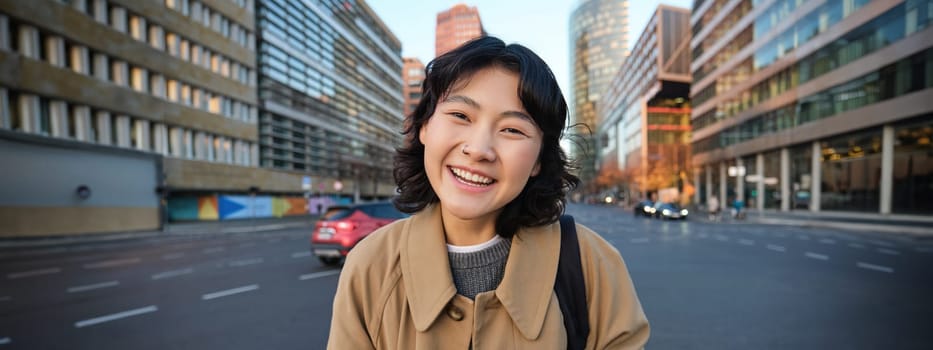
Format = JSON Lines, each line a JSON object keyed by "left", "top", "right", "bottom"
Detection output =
{"left": 460, "top": 136, "right": 496, "bottom": 162}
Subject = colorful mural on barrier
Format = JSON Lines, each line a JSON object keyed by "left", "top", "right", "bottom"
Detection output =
{"left": 167, "top": 195, "right": 316, "bottom": 222}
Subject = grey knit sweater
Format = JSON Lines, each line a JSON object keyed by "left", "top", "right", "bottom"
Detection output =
{"left": 447, "top": 237, "right": 512, "bottom": 299}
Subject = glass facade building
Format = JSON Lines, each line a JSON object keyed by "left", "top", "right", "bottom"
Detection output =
{"left": 570, "top": 0, "right": 630, "bottom": 187}
{"left": 597, "top": 5, "right": 692, "bottom": 204}
{"left": 691, "top": 0, "right": 933, "bottom": 216}
{"left": 256, "top": 0, "right": 403, "bottom": 199}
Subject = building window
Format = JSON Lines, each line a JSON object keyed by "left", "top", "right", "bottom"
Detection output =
{"left": 109, "top": 5, "right": 127, "bottom": 33}
{"left": 17, "top": 24, "right": 40, "bottom": 59}
{"left": 166, "top": 79, "right": 179, "bottom": 102}
{"left": 892, "top": 115, "right": 933, "bottom": 215}
{"left": 130, "top": 66, "right": 148, "bottom": 93}
{"left": 115, "top": 114, "right": 131, "bottom": 147}
{"left": 44, "top": 35, "right": 65, "bottom": 67}
{"left": 111, "top": 60, "right": 128, "bottom": 86}
{"left": 148, "top": 24, "right": 164, "bottom": 50}
{"left": 92, "top": 0, "right": 108, "bottom": 24}
{"left": 0, "top": 87, "right": 9, "bottom": 130}
{"left": 95, "top": 110, "right": 112, "bottom": 145}
{"left": 69, "top": 44, "right": 90, "bottom": 74}
{"left": 129, "top": 15, "right": 146, "bottom": 42}
{"left": 820, "top": 128, "right": 883, "bottom": 212}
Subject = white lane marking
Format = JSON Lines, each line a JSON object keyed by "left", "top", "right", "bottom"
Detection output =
{"left": 238, "top": 242, "right": 256, "bottom": 248}
{"left": 766, "top": 244, "right": 786, "bottom": 252}
{"left": 203, "top": 247, "right": 225, "bottom": 254}
{"left": 915, "top": 247, "right": 933, "bottom": 253}
{"left": 877, "top": 248, "right": 901, "bottom": 256}
{"left": 697, "top": 233, "right": 708, "bottom": 239}
{"left": 83, "top": 258, "right": 141, "bottom": 269}
{"left": 819, "top": 238, "right": 836, "bottom": 245}
{"left": 74, "top": 305, "right": 158, "bottom": 328}
{"left": 715, "top": 235, "right": 729, "bottom": 242}
{"left": 299, "top": 270, "right": 341, "bottom": 280}
{"left": 202, "top": 285, "right": 259, "bottom": 300}
{"left": 805, "top": 252, "right": 829, "bottom": 261}
{"left": 291, "top": 251, "right": 312, "bottom": 258}
{"left": 228, "top": 258, "right": 263, "bottom": 267}
{"left": 797, "top": 235, "right": 811, "bottom": 240}
{"left": 161, "top": 252, "right": 185, "bottom": 260}
{"left": 268, "top": 238, "right": 281, "bottom": 243}
{"left": 738, "top": 239, "right": 755, "bottom": 246}
{"left": 67, "top": 281, "right": 120, "bottom": 293}
{"left": 848, "top": 243, "right": 865, "bottom": 249}
{"left": 151, "top": 268, "right": 194, "bottom": 280}
{"left": 630, "top": 238, "right": 650, "bottom": 244}
{"left": 0, "top": 337, "right": 9, "bottom": 344}
{"left": 7, "top": 267, "right": 62, "bottom": 279}
{"left": 867, "top": 240, "right": 895, "bottom": 248}
{"left": 0, "top": 296, "right": 11, "bottom": 302}
{"left": 857, "top": 262, "right": 894, "bottom": 273}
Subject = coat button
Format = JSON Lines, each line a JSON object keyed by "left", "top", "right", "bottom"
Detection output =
{"left": 446, "top": 306, "right": 464, "bottom": 321}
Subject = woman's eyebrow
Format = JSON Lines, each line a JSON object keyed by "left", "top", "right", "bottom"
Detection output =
{"left": 443, "top": 95, "right": 533, "bottom": 122}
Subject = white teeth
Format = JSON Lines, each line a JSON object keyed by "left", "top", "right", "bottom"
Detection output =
{"left": 451, "top": 167, "right": 493, "bottom": 185}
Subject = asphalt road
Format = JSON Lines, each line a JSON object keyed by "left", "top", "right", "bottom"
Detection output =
{"left": 1, "top": 203, "right": 931, "bottom": 349}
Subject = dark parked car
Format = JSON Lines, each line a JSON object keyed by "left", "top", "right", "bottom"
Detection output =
{"left": 310, "top": 202, "right": 408, "bottom": 266}
{"left": 652, "top": 202, "right": 688, "bottom": 220}
{"left": 634, "top": 200, "right": 655, "bottom": 217}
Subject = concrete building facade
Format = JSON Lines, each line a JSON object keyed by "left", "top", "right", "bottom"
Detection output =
{"left": 598, "top": 5, "right": 691, "bottom": 204}
{"left": 435, "top": 3, "right": 484, "bottom": 57}
{"left": 0, "top": 0, "right": 269, "bottom": 236}
{"left": 569, "top": 0, "right": 630, "bottom": 188}
{"left": 690, "top": 0, "right": 933, "bottom": 216}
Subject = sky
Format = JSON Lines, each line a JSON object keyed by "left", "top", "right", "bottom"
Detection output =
{"left": 367, "top": 0, "right": 695, "bottom": 99}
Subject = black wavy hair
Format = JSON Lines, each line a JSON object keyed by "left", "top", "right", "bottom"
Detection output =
{"left": 393, "top": 36, "right": 580, "bottom": 238}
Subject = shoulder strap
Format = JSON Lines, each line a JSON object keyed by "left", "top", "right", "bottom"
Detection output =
{"left": 555, "top": 215, "right": 590, "bottom": 350}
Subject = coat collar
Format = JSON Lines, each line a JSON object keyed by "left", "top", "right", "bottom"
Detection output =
{"left": 400, "top": 204, "right": 561, "bottom": 340}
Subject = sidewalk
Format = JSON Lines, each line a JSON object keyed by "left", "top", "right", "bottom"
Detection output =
{"left": 701, "top": 208, "right": 933, "bottom": 238}
{"left": 0, "top": 216, "right": 318, "bottom": 249}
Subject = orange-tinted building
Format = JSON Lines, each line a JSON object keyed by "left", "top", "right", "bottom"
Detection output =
{"left": 597, "top": 5, "right": 691, "bottom": 203}
{"left": 402, "top": 57, "right": 425, "bottom": 117}
{"left": 435, "top": 4, "right": 484, "bottom": 57}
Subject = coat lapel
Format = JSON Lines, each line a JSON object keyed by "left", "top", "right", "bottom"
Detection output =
{"left": 495, "top": 221, "right": 561, "bottom": 340}
{"left": 400, "top": 204, "right": 458, "bottom": 331}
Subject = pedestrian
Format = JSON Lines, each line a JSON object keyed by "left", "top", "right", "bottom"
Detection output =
{"left": 708, "top": 195, "right": 720, "bottom": 221}
{"left": 328, "top": 36, "right": 649, "bottom": 349}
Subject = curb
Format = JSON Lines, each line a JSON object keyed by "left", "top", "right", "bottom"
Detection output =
{"left": 748, "top": 217, "right": 933, "bottom": 238}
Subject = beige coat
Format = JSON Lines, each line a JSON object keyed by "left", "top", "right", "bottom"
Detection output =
{"left": 328, "top": 205, "right": 649, "bottom": 349}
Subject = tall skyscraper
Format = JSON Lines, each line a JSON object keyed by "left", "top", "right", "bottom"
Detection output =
{"left": 598, "top": 5, "right": 691, "bottom": 204}
{"left": 435, "top": 3, "right": 484, "bottom": 57}
{"left": 402, "top": 57, "right": 425, "bottom": 117}
{"left": 569, "top": 0, "right": 629, "bottom": 187}
{"left": 690, "top": 0, "right": 933, "bottom": 216}
{"left": 255, "top": 0, "right": 404, "bottom": 202}
{"left": 0, "top": 0, "right": 264, "bottom": 236}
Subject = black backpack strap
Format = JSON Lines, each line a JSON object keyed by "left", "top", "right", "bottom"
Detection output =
{"left": 555, "top": 215, "right": 590, "bottom": 350}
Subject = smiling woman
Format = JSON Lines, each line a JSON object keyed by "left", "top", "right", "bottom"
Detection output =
{"left": 328, "top": 36, "right": 649, "bottom": 349}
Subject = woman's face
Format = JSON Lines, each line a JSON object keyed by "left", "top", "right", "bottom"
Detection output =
{"left": 419, "top": 66, "right": 542, "bottom": 223}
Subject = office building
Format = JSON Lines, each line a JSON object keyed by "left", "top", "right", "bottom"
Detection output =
{"left": 598, "top": 5, "right": 691, "bottom": 203}
{"left": 0, "top": 0, "right": 275, "bottom": 236}
{"left": 690, "top": 0, "right": 933, "bottom": 215}
{"left": 402, "top": 57, "right": 424, "bottom": 117}
{"left": 569, "top": 0, "right": 630, "bottom": 187}
{"left": 435, "top": 3, "right": 484, "bottom": 57}
{"left": 255, "top": 0, "right": 403, "bottom": 204}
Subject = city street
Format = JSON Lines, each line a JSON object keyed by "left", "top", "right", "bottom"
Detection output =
{"left": 1, "top": 203, "right": 932, "bottom": 349}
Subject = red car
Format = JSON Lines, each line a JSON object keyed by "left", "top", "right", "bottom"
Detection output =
{"left": 310, "top": 202, "right": 408, "bottom": 266}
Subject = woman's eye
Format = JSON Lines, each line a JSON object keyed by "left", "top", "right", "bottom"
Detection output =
{"left": 450, "top": 112, "right": 469, "bottom": 121}
{"left": 503, "top": 128, "right": 527, "bottom": 136}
